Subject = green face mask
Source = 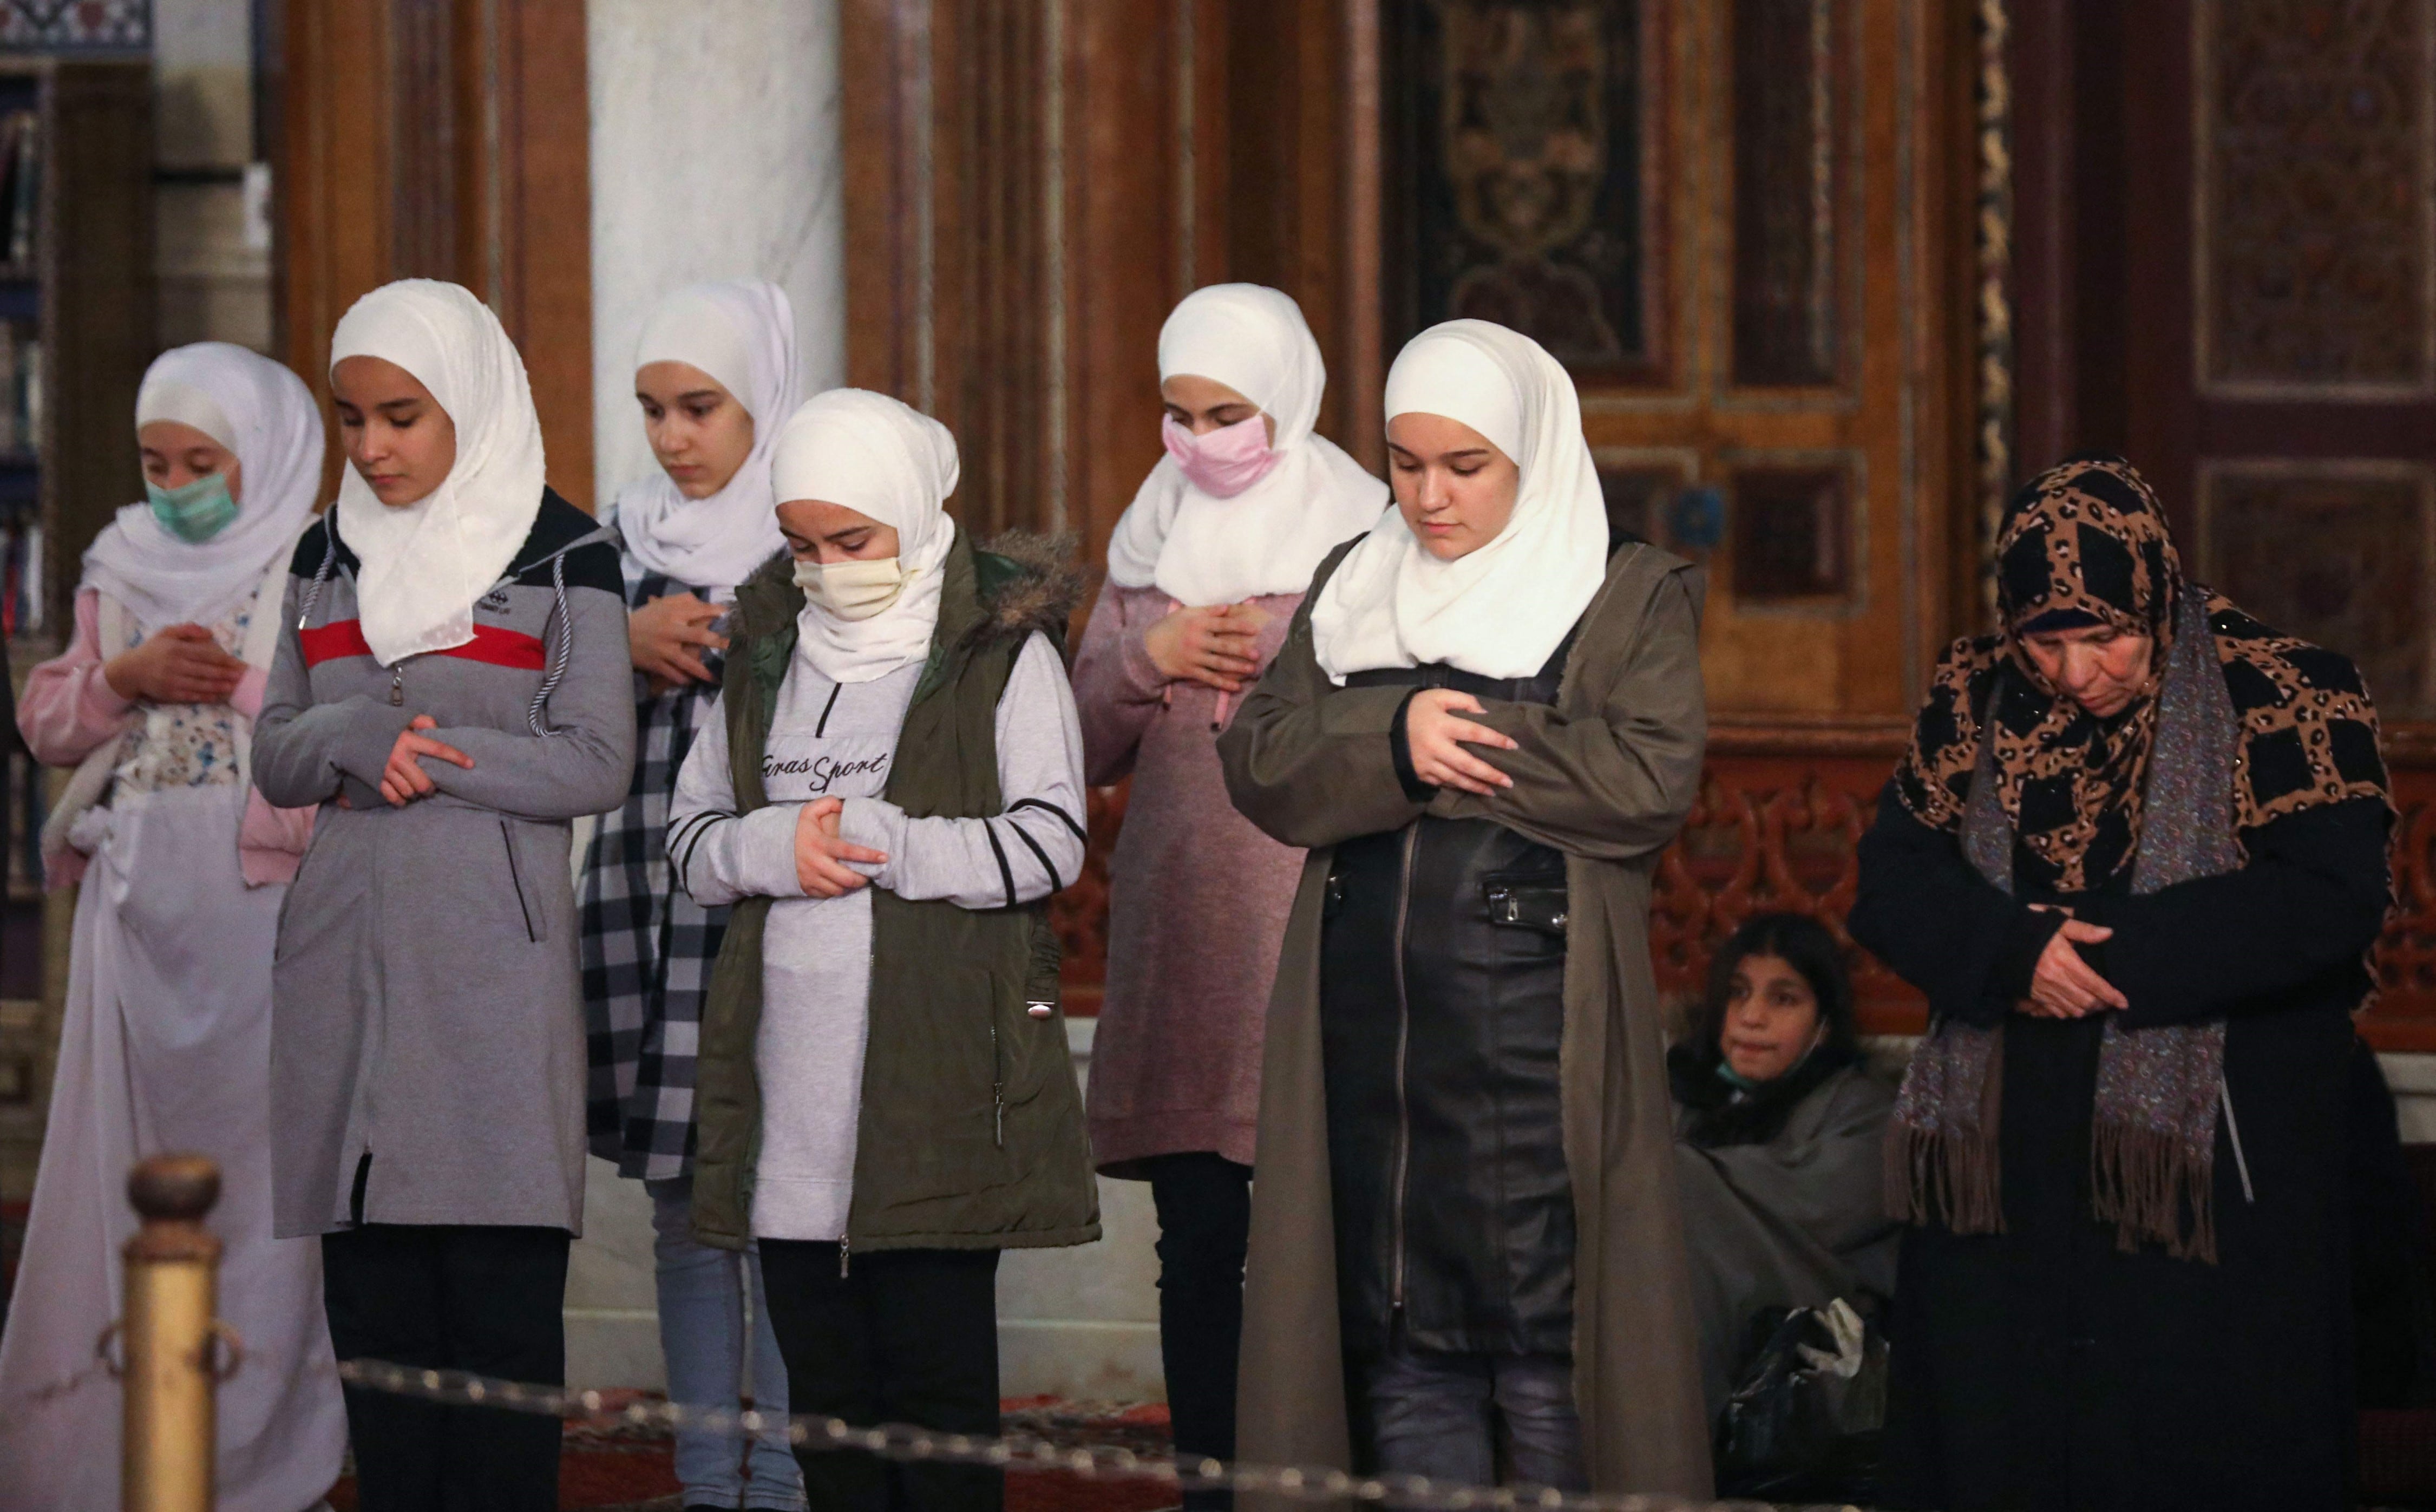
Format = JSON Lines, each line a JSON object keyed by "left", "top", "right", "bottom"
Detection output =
{"left": 146, "top": 471, "right": 239, "bottom": 544}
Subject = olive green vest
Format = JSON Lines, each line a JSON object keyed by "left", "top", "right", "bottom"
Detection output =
{"left": 689, "top": 532, "right": 1100, "bottom": 1254}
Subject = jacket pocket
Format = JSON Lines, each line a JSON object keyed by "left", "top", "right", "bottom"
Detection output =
{"left": 1481, "top": 877, "right": 1569, "bottom": 937}
{"left": 990, "top": 964, "right": 1066, "bottom": 1144}
{"left": 499, "top": 820, "right": 543, "bottom": 942}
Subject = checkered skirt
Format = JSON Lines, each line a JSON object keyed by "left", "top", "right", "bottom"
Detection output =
{"left": 579, "top": 566, "right": 730, "bottom": 1179}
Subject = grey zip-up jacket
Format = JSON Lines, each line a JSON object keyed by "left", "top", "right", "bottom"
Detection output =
{"left": 253, "top": 492, "right": 635, "bottom": 1237}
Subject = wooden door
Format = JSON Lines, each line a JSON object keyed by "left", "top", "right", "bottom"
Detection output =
{"left": 1383, "top": 0, "right": 1973, "bottom": 727}
{"left": 1379, "top": 0, "right": 1973, "bottom": 1026}
{"left": 2015, "top": 0, "right": 2436, "bottom": 1047}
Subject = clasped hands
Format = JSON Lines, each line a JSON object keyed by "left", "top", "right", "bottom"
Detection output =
{"left": 2018, "top": 907, "right": 2129, "bottom": 1019}
{"left": 1142, "top": 602, "right": 1271, "bottom": 693}
{"left": 368, "top": 716, "right": 473, "bottom": 808}
{"left": 102, "top": 624, "right": 245, "bottom": 706}
{"left": 1405, "top": 687, "right": 1518, "bottom": 797}
{"left": 794, "top": 796, "right": 887, "bottom": 898}
{"left": 632, "top": 591, "right": 729, "bottom": 696}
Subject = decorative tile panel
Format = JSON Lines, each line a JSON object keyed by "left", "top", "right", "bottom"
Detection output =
{"left": 0, "top": 0, "right": 147, "bottom": 49}
{"left": 1384, "top": 0, "right": 1658, "bottom": 381}
{"left": 2198, "top": 461, "right": 2435, "bottom": 719}
{"left": 2196, "top": 0, "right": 2435, "bottom": 395}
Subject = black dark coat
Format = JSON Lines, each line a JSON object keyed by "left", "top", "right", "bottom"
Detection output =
{"left": 1318, "top": 648, "right": 1575, "bottom": 1359}
{"left": 1849, "top": 788, "right": 2391, "bottom": 1512}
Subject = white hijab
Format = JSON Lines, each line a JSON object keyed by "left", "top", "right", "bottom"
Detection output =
{"left": 1104, "top": 283, "right": 1386, "bottom": 606}
{"left": 610, "top": 279, "right": 799, "bottom": 592}
{"left": 770, "top": 389, "right": 961, "bottom": 685}
{"left": 1309, "top": 319, "right": 1609, "bottom": 682}
{"left": 82, "top": 342, "right": 325, "bottom": 636}
{"left": 328, "top": 279, "right": 548, "bottom": 667}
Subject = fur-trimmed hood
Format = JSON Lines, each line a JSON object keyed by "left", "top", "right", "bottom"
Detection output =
{"left": 730, "top": 525, "right": 1091, "bottom": 695}
{"left": 969, "top": 528, "right": 1090, "bottom": 647}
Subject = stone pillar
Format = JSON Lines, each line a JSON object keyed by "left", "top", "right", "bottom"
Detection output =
{"left": 568, "top": 1, "right": 845, "bottom": 1392}
{"left": 586, "top": 0, "right": 846, "bottom": 514}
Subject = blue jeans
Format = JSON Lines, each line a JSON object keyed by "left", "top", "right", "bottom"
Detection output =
{"left": 1360, "top": 1337, "right": 1586, "bottom": 1493}
{"left": 649, "top": 1176, "right": 807, "bottom": 1510}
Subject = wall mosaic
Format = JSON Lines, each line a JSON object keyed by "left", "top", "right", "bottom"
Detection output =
{"left": 0, "top": 1, "right": 147, "bottom": 50}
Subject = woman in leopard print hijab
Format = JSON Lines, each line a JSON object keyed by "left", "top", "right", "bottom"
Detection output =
{"left": 1850, "top": 455, "right": 2394, "bottom": 1511}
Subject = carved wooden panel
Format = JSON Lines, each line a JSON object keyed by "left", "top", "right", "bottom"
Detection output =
{"left": 2378, "top": 761, "right": 2436, "bottom": 1048}
{"left": 1051, "top": 781, "right": 1127, "bottom": 1017}
{"left": 1052, "top": 742, "right": 2436, "bottom": 1052}
{"left": 1728, "top": 459, "right": 1856, "bottom": 604}
{"left": 1593, "top": 445, "right": 1700, "bottom": 555}
{"left": 1652, "top": 743, "right": 1920, "bottom": 1031}
{"left": 2198, "top": 461, "right": 2436, "bottom": 719}
{"left": 1381, "top": 0, "right": 1664, "bottom": 383}
{"left": 1728, "top": 0, "right": 1852, "bottom": 389}
{"left": 1574, "top": 1, "right": 1963, "bottom": 723}
{"left": 279, "top": 0, "right": 594, "bottom": 508}
{"left": 844, "top": 0, "right": 1384, "bottom": 556}
{"left": 2195, "top": 0, "right": 2436, "bottom": 397}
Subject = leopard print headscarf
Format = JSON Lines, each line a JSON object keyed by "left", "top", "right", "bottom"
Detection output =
{"left": 1895, "top": 456, "right": 2385, "bottom": 887}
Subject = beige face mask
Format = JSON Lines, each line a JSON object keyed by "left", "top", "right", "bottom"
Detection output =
{"left": 794, "top": 555, "right": 911, "bottom": 621}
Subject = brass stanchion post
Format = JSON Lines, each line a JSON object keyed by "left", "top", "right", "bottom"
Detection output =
{"left": 120, "top": 1154, "right": 232, "bottom": 1512}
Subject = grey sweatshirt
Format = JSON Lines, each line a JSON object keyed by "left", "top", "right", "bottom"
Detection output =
{"left": 667, "top": 630, "right": 1086, "bottom": 1240}
{"left": 252, "top": 495, "right": 636, "bottom": 1237}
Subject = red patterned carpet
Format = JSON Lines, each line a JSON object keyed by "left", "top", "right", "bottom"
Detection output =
{"left": 324, "top": 1396, "right": 1181, "bottom": 1512}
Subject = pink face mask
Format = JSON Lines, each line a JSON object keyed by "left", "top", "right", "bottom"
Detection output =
{"left": 1162, "top": 412, "right": 1281, "bottom": 498}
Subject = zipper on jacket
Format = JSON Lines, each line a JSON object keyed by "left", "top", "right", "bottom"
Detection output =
{"left": 992, "top": 1020, "right": 1006, "bottom": 1150}
{"left": 839, "top": 1234, "right": 850, "bottom": 1278}
{"left": 499, "top": 821, "right": 540, "bottom": 942}
{"left": 389, "top": 663, "right": 405, "bottom": 706}
{"left": 1389, "top": 821, "right": 1420, "bottom": 1310}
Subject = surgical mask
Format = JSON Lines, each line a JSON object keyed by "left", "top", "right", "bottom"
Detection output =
{"left": 795, "top": 555, "right": 911, "bottom": 621}
{"left": 1162, "top": 411, "right": 1280, "bottom": 498}
{"left": 146, "top": 472, "right": 239, "bottom": 544}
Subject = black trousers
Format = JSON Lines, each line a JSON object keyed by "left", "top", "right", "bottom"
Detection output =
{"left": 1145, "top": 1153, "right": 1252, "bottom": 1508}
{"left": 761, "top": 1242, "right": 1003, "bottom": 1512}
{"left": 320, "top": 1223, "right": 572, "bottom": 1512}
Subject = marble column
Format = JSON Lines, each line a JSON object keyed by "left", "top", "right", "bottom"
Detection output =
{"left": 573, "top": 2, "right": 1164, "bottom": 1404}
{"left": 586, "top": 0, "right": 847, "bottom": 514}
{"left": 568, "top": 0, "right": 845, "bottom": 1393}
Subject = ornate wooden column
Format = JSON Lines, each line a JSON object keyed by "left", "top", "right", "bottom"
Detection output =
{"left": 841, "top": 0, "right": 1383, "bottom": 561}
{"left": 274, "top": 0, "right": 593, "bottom": 508}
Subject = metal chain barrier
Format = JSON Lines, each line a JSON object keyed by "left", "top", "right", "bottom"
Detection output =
{"left": 334, "top": 1357, "right": 1842, "bottom": 1512}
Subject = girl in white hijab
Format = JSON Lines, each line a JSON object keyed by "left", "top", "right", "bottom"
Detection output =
{"left": 251, "top": 278, "right": 636, "bottom": 1510}
{"left": 0, "top": 343, "right": 346, "bottom": 1511}
{"left": 579, "top": 279, "right": 808, "bottom": 1512}
{"left": 1220, "top": 319, "right": 1714, "bottom": 1498}
{"left": 1072, "top": 282, "right": 1385, "bottom": 1490}
{"left": 1309, "top": 318, "right": 1611, "bottom": 683}
{"left": 667, "top": 388, "right": 1096, "bottom": 1511}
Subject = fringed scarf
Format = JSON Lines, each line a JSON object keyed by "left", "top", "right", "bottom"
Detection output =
{"left": 1887, "top": 457, "right": 2388, "bottom": 1262}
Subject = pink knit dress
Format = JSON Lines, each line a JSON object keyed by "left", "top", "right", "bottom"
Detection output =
{"left": 1072, "top": 579, "right": 1307, "bottom": 1174}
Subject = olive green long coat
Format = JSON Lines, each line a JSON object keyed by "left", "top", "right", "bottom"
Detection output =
{"left": 1216, "top": 539, "right": 1714, "bottom": 1502}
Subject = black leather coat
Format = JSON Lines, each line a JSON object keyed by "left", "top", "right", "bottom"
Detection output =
{"left": 1318, "top": 644, "right": 1575, "bottom": 1358}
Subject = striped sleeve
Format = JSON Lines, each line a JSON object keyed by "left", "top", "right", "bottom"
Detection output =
{"left": 836, "top": 633, "right": 1088, "bottom": 909}
{"left": 666, "top": 693, "right": 807, "bottom": 905}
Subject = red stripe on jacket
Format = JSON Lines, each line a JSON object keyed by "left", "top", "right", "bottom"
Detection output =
{"left": 299, "top": 619, "right": 548, "bottom": 672}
